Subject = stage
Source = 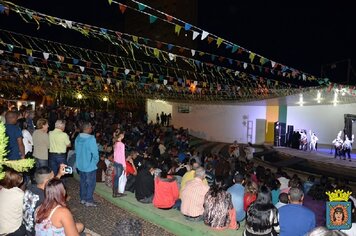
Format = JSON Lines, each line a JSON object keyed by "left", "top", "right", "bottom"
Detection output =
{"left": 257, "top": 145, "right": 356, "bottom": 181}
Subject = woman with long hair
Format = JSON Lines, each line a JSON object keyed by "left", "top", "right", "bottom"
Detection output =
{"left": 203, "top": 178, "right": 238, "bottom": 230}
{"left": 112, "top": 131, "right": 126, "bottom": 197}
{"left": 35, "top": 178, "right": 88, "bottom": 236}
{"left": 244, "top": 185, "right": 280, "bottom": 236}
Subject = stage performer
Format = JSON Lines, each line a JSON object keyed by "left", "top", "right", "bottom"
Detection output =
{"left": 309, "top": 130, "right": 319, "bottom": 151}
{"left": 332, "top": 131, "right": 343, "bottom": 159}
{"left": 299, "top": 130, "right": 308, "bottom": 151}
{"left": 342, "top": 134, "right": 354, "bottom": 161}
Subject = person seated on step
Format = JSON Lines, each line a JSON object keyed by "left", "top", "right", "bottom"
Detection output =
{"left": 180, "top": 167, "right": 210, "bottom": 221}
{"left": 203, "top": 178, "right": 239, "bottom": 230}
{"left": 180, "top": 159, "right": 208, "bottom": 196}
{"left": 125, "top": 151, "right": 138, "bottom": 193}
{"left": 153, "top": 163, "right": 180, "bottom": 210}
{"left": 135, "top": 160, "right": 155, "bottom": 204}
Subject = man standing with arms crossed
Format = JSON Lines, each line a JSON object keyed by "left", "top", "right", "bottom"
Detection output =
{"left": 49, "top": 120, "right": 71, "bottom": 176}
{"left": 75, "top": 122, "right": 99, "bottom": 207}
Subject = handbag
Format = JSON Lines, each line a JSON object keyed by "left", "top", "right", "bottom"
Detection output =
{"left": 118, "top": 170, "right": 127, "bottom": 193}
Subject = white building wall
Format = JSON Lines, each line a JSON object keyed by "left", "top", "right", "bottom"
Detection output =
{"left": 146, "top": 99, "right": 173, "bottom": 124}
{"left": 170, "top": 102, "right": 266, "bottom": 143}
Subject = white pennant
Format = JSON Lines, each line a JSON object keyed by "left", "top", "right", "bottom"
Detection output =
{"left": 271, "top": 61, "right": 276, "bottom": 68}
{"left": 35, "top": 67, "right": 41, "bottom": 73}
{"left": 124, "top": 69, "right": 130, "bottom": 75}
{"left": 116, "top": 82, "right": 120, "bottom": 88}
{"left": 168, "top": 53, "right": 175, "bottom": 61}
{"left": 59, "top": 21, "right": 67, "bottom": 28}
{"left": 156, "top": 84, "right": 160, "bottom": 89}
{"left": 163, "top": 79, "right": 167, "bottom": 85}
{"left": 201, "top": 31, "right": 209, "bottom": 40}
{"left": 0, "top": 50, "right": 3, "bottom": 54}
{"left": 43, "top": 52, "right": 49, "bottom": 60}
{"left": 243, "top": 63, "right": 247, "bottom": 69}
{"left": 283, "top": 72, "right": 286, "bottom": 77}
{"left": 194, "top": 81, "right": 197, "bottom": 86}
{"left": 191, "top": 49, "right": 195, "bottom": 56}
{"left": 302, "top": 74, "right": 306, "bottom": 81}
{"left": 107, "top": 78, "right": 111, "bottom": 84}
{"left": 192, "top": 31, "right": 199, "bottom": 40}
{"left": 79, "top": 66, "right": 85, "bottom": 72}
{"left": 65, "top": 20, "right": 73, "bottom": 29}
{"left": 235, "top": 71, "right": 240, "bottom": 76}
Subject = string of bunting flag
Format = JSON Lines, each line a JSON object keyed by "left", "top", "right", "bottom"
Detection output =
{"left": 0, "top": 1, "right": 331, "bottom": 103}
{"left": 0, "top": 31, "right": 314, "bottom": 101}
{"left": 0, "top": 29, "right": 301, "bottom": 95}
{"left": 0, "top": 1, "right": 324, "bottom": 86}
{"left": 108, "top": 0, "right": 318, "bottom": 80}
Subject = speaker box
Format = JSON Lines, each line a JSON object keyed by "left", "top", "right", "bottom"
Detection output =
{"left": 274, "top": 122, "right": 286, "bottom": 146}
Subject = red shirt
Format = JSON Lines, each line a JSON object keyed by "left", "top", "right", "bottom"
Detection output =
{"left": 125, "top": 161, "right": 135, "bottom": 176}
{"left": 244, "top": 193, "right": 257, "bottom": 212}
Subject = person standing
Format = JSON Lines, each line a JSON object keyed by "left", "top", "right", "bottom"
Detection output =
{"left": 113, "top": 131, "right": 126, "bottom": 198}
{"left": 75, "top": 122, "right": 99, "bottom": 207}
{"left": 32, "top": 119, "right": 50, "bottom": 168}
{"left": 5, "top": 111, "right": 25, "bottom": 160}
{"left": 49, "top": 120, "right": 71, "bottom": 176}
{"left": 343, "top": 134, "right": 354, "bottom": 161}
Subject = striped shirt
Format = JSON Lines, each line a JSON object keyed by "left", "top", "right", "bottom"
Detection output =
{"left": 181, "top": 177, "right": 210, "bottom": 217}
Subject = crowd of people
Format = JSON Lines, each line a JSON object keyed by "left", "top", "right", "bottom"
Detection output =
{"left": 1, "top": 104, "right": 356, "bottom": 236}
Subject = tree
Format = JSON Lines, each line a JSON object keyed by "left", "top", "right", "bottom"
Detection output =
{"left": 0, "top": 122, "right": 35, "bottom": 180}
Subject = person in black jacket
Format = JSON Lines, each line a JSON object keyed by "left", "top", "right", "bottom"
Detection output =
{"left": 135, "top": 160, "right": 155, "bottom": 203}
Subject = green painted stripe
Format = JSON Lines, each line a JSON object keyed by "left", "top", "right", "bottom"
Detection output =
{"left": 92, "top": 182, "right": 244, "bottom": 236}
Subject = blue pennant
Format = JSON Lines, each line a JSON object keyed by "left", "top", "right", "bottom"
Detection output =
{"left": 137, "top": 3, "right": 146, "bottom": 11}
{"left": 100, "top": 28, "right": 107, "bottom": 34}
{"left": 28, "top": 56, "right": 34, "bottom": 64}
{"left": 0, "top": 4, "right": 5, "bottom": 13}
{"left": 228, "top": 59, "right": 233, "bottom": 65}
{"left": 184, "top": 23, "right": 192, "bottom": 31}
{"left": 72, "top": 58, "right": 79, "bottom": 65}
{"left": 167, "top": 44, "right": 173, "bottom": 51}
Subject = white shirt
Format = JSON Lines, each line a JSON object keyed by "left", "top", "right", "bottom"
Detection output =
{"left": 0, "top": 187, "right": 24, "bottom": 234}
{"left": 22, "top": 129, "right": 33, "bottom": 154}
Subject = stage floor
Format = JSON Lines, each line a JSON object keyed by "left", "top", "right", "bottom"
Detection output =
{"left": 269, "top": 145, "right": 356, "bottom": 180}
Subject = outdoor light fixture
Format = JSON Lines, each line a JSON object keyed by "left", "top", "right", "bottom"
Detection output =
{"left": 316, "top": 91, "right": 322, "bottom": 103}
{"left": 297, "top": 93, "right": 304, "bottom": 106}
{"left": 77, "top": 94, "right": 83, "bottom": 99}
{"left": 103, "top": 97, "right": 108, "bottom": 102}
{"left": 333, "top": 91, "right": 338, "bottom": 106}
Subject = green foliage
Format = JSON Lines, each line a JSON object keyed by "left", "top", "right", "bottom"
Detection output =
{"left": 0, "top": 122, "right": 35, "bottom": 180}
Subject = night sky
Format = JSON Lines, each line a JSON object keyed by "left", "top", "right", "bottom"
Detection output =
{"left": 1, "top": 0, "right": 355, "bottom": 84}
{"left": 198, "top": 0, "right": 355, "bottom": 82}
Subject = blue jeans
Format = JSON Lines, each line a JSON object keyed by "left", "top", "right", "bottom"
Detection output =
{"left": 79, "top": 170, "right": 97, "bottom": 203}
{"left": 113, "top": 162, "right": 123, "bottom": 190}
{"left": 49, "top": 153, "right": 67, "bottom": 176}
{"left": 36, "top": 158, "right": 48, "bottom": 169}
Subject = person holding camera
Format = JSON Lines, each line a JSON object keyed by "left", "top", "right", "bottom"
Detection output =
{"left": 75, "top": 122, "right": 99, "bottom": 207}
